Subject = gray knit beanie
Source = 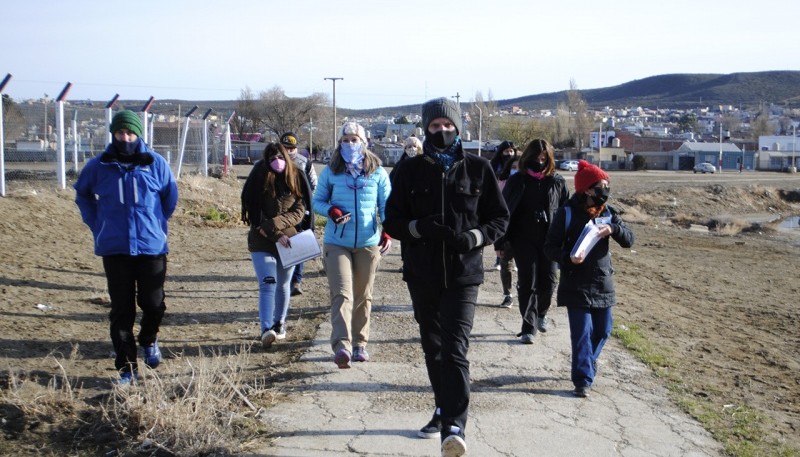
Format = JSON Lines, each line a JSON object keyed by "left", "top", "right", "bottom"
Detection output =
{"left": 421, "top": 97, "right": 462, "bottom": 134}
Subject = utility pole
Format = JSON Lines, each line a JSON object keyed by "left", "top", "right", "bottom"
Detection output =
{"left": 324, "top": 77, "right": 343, "bottom": 150}
{"left": 452, "top": 92, "right": 461, "bottom": 106}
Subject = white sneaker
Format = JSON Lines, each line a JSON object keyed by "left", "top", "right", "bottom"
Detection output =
{"left": 520, "top": 333, "right": 535, "bottom": 344}
{"left": 441, "top": 434, "right": 467, "bottom": 457}
{"left": 261, "top": 329, "right": 277, "bottom": 348}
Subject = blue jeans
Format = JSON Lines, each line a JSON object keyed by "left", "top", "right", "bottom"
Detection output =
{"left": 567, "top": 306, "right": 613, "bottom": 388}
{"left": 291, "top": 261, "right": 304, "bottom": 285}
{"left": 251, "top": 252, "right": 295, "bottom": 333}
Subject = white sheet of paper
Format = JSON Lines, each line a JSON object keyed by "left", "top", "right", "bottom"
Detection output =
{"left": 276, "top": 229, "right": 321, "bottom": 269}
{"left": 570, "top": 216, "right": 611, "bottom": 259}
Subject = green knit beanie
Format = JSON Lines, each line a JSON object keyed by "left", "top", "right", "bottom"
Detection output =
{"left": 110, "top": 110, "right": 144, "bottom": 138}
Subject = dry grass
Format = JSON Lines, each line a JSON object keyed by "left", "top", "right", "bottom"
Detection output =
{"left": 1, "top": 346, "right": 276, "bottom": 456}
{"left": 102, "top": 344, "right": 274, "bottom": 456}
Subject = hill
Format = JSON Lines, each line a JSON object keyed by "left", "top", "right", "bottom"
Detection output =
{"left": 499, "top": 70, "right": 800, "bottom": 111}
{"left": 108, "top": 71, "right": 800, "bottom": 118}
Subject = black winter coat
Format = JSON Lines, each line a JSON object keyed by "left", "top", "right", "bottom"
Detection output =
{"left": 543, "top": 195, "right": 634, "bottom": 309}
{"left": 384, "top": 152, "right": 509, "bottom": 288}
{"left": 494, "top": 172, "right": 569, "bottom": 248}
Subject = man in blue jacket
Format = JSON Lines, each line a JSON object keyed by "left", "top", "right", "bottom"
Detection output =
{"left": 74, "top": 110, "right": 178, "bottom": 385}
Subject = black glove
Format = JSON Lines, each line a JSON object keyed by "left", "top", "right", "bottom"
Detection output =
{"left": 415, "top": 214, "right": 455, "bottom": 241}
{"left": 447, "top": 231, "right": 479, "bottom": 253}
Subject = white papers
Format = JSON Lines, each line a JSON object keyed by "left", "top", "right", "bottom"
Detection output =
{"left": 570, "top": 216, "right": 611, "bottom": 259}
{"left": 276, "top": 229, "right": 321, "bottom": 269}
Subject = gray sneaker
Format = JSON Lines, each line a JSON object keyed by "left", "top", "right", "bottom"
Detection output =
{"left": 499, "top": 295, "right": 513, "bottom": 308}
{"left": 520, "top": 333, "right": 535, "bottom": 344}
{"left": 537, "top": 316, "right": 549, "bottom": 333}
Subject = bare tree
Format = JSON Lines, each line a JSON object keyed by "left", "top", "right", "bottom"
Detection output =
{"left": 232, "top": 87, "right": 262, "bottom": 138}
{"left": 567, "top": 79, "right": 590, "bottom": 150}
{"left": 259, "top": 86, "right": 328, "bottom": 139}
{"left": 1, "top": 94, "right": 26, "bottom": 141}
{"left": 466, "top": 90, "right": 499, "bottom": 142}
{"left": 494, "top": 117, "right": 551, "bottom": 148}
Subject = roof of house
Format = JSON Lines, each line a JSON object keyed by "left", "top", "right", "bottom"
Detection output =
{"left": 678, "top": 141, "right": 741, "bottom": 153}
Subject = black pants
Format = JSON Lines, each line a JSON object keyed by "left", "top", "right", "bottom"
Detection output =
{"left": 103, "top": 254, "right": 167, "bottom": 373}
{"left": 511, "top": 239, "right": 557, "bottom": 335}
{"left": 407, "top": 281, "right": 478, "bottom": 440}
{"left": 498, "top": 241, "right": 516, "bottom": 296}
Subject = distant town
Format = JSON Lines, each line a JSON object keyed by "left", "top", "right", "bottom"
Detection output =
{"left": 3, "top": 91, "right": 799, "bottom": 175}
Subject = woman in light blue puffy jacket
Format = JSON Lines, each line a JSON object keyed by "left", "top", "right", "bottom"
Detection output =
{"left": 313, "top": 122, "right": 392, "bottom": 368}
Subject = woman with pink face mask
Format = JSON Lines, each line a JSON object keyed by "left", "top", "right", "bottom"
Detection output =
{"left": 241, "top": 142, "right": 313, "bottom": 349}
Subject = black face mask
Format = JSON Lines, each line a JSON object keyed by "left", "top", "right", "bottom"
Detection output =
{"left": 591, "top": 187, "right": 610, "bottom": 206}
{"left": 427, "top": 130, "right": 457, "bottom": 149}
{"left": 529, "top": 160, "right": 545, "bottom": 172}
{"left": 113, "top": 138, "right": 139, "bottom": 157}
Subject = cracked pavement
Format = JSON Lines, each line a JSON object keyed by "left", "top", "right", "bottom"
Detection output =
{"left": 250, "top": 248, "right": 724, "bottom": 457}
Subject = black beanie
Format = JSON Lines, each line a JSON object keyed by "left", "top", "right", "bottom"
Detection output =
{"left": 421, "top": 97, "right": 462, "bottom": 134}
{"left": 110, "top": 110, "right": 144, "bottom": 138}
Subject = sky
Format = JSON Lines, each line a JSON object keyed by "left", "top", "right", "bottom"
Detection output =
{"left": 1, "top": 0, "right": 797, "bottom": 110}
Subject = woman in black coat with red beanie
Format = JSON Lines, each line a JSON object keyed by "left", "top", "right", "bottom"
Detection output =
{"left": 543, "top": 160, "right": 634, "bottom": 398}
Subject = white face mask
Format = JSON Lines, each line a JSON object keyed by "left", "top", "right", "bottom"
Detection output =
{"left": 405, "top": 147, "right": 417, "bottom": 156}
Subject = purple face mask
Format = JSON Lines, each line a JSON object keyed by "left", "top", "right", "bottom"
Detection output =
{"left": 270, "top": 157, "right": 286, "bottom": 173}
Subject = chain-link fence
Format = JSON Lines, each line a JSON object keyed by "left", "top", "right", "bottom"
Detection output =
{"left": 1, "top": 94, "right": 232, "bottom": 195}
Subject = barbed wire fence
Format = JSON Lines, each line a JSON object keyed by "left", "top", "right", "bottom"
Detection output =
{"left": 1, "top": 77, "right": 234, "bottom": 196}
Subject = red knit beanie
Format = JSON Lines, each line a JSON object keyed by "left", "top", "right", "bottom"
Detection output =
{"left": 573, "top": 160, "right": 609, "bottom": 193}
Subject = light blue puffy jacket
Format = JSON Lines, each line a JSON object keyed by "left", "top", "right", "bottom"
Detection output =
{"left": 312, "top": 166, "right": 391, "bottom": 248}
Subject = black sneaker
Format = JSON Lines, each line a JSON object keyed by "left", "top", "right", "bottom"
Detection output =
{"left": 272, "top": 322, "right": 286, "bottom": 340}
{"left": 290, "top": 285, "right": 302, "bottom": 296}
{"left": 417, "top": 411, "right": 441, "bottom": 439}
{"left": 499, "top": 295, "right": 513, "bottom": 308}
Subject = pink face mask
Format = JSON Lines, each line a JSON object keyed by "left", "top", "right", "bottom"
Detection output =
{"left": 270, "top": 157, "right": 286, "bottom": 173}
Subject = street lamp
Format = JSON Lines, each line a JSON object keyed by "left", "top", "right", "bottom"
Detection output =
{"left": 474, "top": 105, "right": 482, "bottom": 157}
{"left": 792, "top": 124, "right": 797, "bottom": 172}
{"left": 324, "top": 77, "right": 343, "bottom": 150}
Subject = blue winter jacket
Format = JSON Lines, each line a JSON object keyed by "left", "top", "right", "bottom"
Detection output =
{"left": 312, "top": 166, "right": 391, "bottom": 249}
{"left": 74, "top": 140, "right": 179, "bottom": 256}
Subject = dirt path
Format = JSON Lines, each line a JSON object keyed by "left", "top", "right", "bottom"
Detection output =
{"left": 0, "top": 170, "right": 799, "bottom": 455}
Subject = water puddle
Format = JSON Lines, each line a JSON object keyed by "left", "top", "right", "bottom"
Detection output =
{"left": 778, "top": 216, "right": 800, "bottom": 230}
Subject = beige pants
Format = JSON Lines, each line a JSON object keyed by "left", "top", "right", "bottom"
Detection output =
{"left": 324, "top": 243, "right": 381, "bottom": 354}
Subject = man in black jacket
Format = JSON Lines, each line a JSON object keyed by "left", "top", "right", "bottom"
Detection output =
{"left": 384, "top": 97, "right": 508, "bottom": 457}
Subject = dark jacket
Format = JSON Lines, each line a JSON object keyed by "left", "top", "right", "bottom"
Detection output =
{"left": 543, "top": 195, "right": 634, "bottom": 309}
{"left": 384, "top": 152, "right": 509, "bottom": 288}
{"left": 494, "top": 172, "right": 569, "bottom": 248}
{"left": 241, "top": 160, "right": 309, "bottom": 256}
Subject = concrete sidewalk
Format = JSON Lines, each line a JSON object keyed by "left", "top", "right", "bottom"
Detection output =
{"left": 252, "top": 255, "right": 723, "bottom": 456}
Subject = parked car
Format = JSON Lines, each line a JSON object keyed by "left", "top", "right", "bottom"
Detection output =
{"left": 693, "top": 162, "right": 716, "bottom": 174}
{"left": 559, "top": 160, "right": 579, "bottom": 171}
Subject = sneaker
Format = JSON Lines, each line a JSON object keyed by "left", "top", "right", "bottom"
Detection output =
{"left": 143, "top": 340, "right": 162, "bottom": 368}
{"left": 418, "top": 410, "right": 441, "bottom": 439}
{"left": 273, "top": 323, "right": 286, "bottom": 340}
{"left": 114, "top": 371, "right": 139, "bottom": 386}
{"left": 499, "top": 295, "right": 513, "bottom": 308}
{"left": 334, "top": 348, "right": 351, "bottom": 369}
{"left": 261, "top": 329, "right": 277, "bottom": 348}
{"left": 441, "top": 433, "right": 467, "bottom": 457}
{"left": 352, "top": 346, "right": 370, "bottom": 362}
{"left": 537, "top": 316, "right": 550, "bottom": 333}
{"left": 290, "top": 285, "right": 302, "bottom": 296}
{"left": 519, "top": 333, "right": 535, "bottom": 344}
{"left": 573, "top": 386, "right": 590, "bottom": 398}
